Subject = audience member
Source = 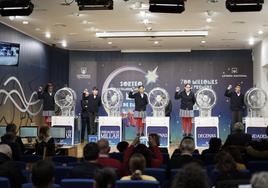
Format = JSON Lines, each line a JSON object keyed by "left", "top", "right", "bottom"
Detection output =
{"left": 94, "top": 168, "right": 116, "bottom": 188}
{"left": 70, "top": 142, "right": 102, "bottom": 178}
{"left": 168, "top": 137, "right": 203, "bottom": 170}
{"left": 201, "top": 137, "right": 222, "bottom": 156}
{"left": 224, "top": 146, "right": 247, "bottom": 171}
{"left": 5, "top": 123, "right": 25, "bottom": 153}
{"left": 1, "top": 132, "right": 22, "bottom": 160}
{"left": 171, "top": 163, "right": 209, "bottom": 188}
{"left": 149, "top": 133, "right": 168, "bottom": 153}
{"left": 0, "top": 144, "right": 24, "bottom": 188}
{"left": 250, "top": 172, "right": 268, "bottom": 188}
{"left": 31, "top": 160, "right": 55, "bottom": 188}
{"left": 35, "top": 125, "right": 55, "bottom": 157}
{"left": 116, "top": 141, "right": 129, "bottom": 153}
{"left": 121, "top": 153, "right": 157, "bottom": 181}
{"left": 171, "top": 137, "right": 200, "bottom": 158}
{"left": 124, "top": 136, "right": 163, "bottom": 169}
{"left": 97, "top": 139, "right": 123, "bottom": 176}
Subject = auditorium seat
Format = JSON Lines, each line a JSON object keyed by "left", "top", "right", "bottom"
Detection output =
{"left": 22, "top": 183, "right": 60, "bottom": 188}
{"left": 116, "top": 180, "right": 160, "bottom": 188}
{"left": 54, "top": 166, "right": 73, "bottom": 184}
{"left": 61, "top": 179, "right": 94, "bottom": 188}
{"left": 0, "top": 177, "right": 10, "bottom": 188}
{"left": 144, "top": 168, "right": 166, "bottom": 184}
{"left": 162, "top": 153, "right": 170, "bottom": 165}
{"left": 202, "top": 153, "right": 216, "bottom": 165}
{"left": 52, "top": 156, "right": 78, "bottom": 165}
{"left": 215, "top": 179, "right": 250, "bottom": 188}
{"left": 20, "top": 155, "right": 42, "bottom": 163}
{"left": 247, "top": 161, "right": 268, "bottom": 173}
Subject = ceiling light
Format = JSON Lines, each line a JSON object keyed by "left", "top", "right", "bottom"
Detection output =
{"left": 206, "top": 17, "right": 212, "bottom": 23}
{"left": 121, "top": 49, "right": 191, "bottom": 53}
{"left": 258, "top": 30, "right": 263, "bottom": 35}
{"left": 22, "top": 20, "right": 28, "bottom": 24}
{"left": 140, "top": 11, "right": 146, "bottom": 17}
{"left": 35, "top": 28, "right": 40, "bottom": 31}
{"left": 9, "top": 16, "right": 15, "bottom": 20}
{"left": 201, "top": 40, "right": 206, "bottom": 44}
{"left": 143, "top": 18, "right": 149, "bottom": 25}
{"left": 45, "top": 32, "right": 51, "bottom": 38}
{"left": 82, "top": 20, "right": 88, "bottom": 24}
{"left": 154, "top": 41, "right": 159, "bottom": 45}
{"left": 62, "top": 40, "right": 67, "bottom": 47}
{"left": 96, "top": 30, "right": 208, "bottom": 38}
{"left": 249, "top": 38, "right": 254, "bottom": 45}
{"left": 131, "top": 2, "right": 149, "bottom": 10}
{"left": 108, "top": 41, "right": 112, "bottom": 45}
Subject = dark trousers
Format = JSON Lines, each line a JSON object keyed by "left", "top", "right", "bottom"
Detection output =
{"left": 89, "top": 112, "right": 97, "bottom": 135}
{"left": 81, "top": 117, "right": 90, "bottom": 142}
{"left": 231, "top": 111, "right": 243, "bottom": 133}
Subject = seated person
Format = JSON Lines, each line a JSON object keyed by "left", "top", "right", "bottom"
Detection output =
{"left": 149, "top": 133, "right": 168, "bottom": 153}
{"left": 5, "top": 123, "right": 25, "bottom": 153}
{"left": 168, "top": 137, "right": 203, "bottom": 170}
{"left": 201, "top": 137, "right": 222, "bottom": 156}
{"left": 94, "top": 168, "right": 117, "bottom": 188}
{"left": 121, "top": 153, "right": 157, "bottom": 181}
{"left": 97, "top": 139, "right": 123, "bottom": 176}
{"left": 31, "top": 160, "right": 55, "bottom": 188}
{"left": 116, "top": 141, "right": 129, "bottom": 153}
{"left": 35, "top": 125, "right": 55, "bottom": 157}
{"left": 69, "top": 142, "right": 102, "bottom": 178}
{"left": 0, "top": 144, "right": 24, "bottom": 188}
{"left": 123, "top": 136, "right": 163, "bottom": 169}
{"left": 224, "top": 146, "right": 247, "bottom": 171}
{"left": 1, "top": 132, "right": 22, "bottom": 160}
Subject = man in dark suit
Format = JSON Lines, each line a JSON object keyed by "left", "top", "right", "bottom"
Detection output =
{"left": 223, "top": 122, "right": 252, "bottom": 148}
{"left": 88, "top": 87, "right": 102, "bottom": 135}
{"left": 224, "top": 84, "right": 245, "bottom": 133}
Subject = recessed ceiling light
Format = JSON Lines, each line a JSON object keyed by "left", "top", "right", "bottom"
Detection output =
{"left": 82, "top": 20, "right": 88, "bottom": 24}
{"left": 62, "top": 40, "right": 67, "bottom": 47}
{"left": 206, "top": 18, "right": 212, "bottom": 23}
{"left": 9, "top": 16, "right": 15, "bottom": 21}
{"left": 45, "top": 32, "right": 51, "bottom": 38}
{"left": 249, "top": 38, "right": 254, "bottom": 45}
{"left": 258, "top": 30, "right": 263, "bottom": 35}
{"left": 131, "top": 2, "right": 149, "bottom": 10}
{"left": 22, "top": 21, "right": 29, "bottom": 24}
{"left": 143, "top": 18, "right": 149, "bottom": 25}
{"left": 108, "top": 41, "right": 112, "bottom": 45}
{"left": 201, "top": 40, "right": 206, "bottom": 44}
{"left": 154, "top": 41, "right": 159, "bottom": 45}
{"left": 35, "top": 28, "right": 40, "bottom": 31}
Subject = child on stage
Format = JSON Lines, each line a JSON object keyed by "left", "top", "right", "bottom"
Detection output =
{"left": 128, "top": 85, "right": 148, "bottom": 136}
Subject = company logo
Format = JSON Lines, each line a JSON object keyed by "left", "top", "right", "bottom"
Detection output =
{"left": 222, "top": 67, "right": 247, "bottom": 78}
{"left": 231, "top": 67, "right": 238, "bottom": 74}
{"left": 81, "top": 67, "right": 87, "bottom": 75}
{"left": 77, "top": 67, "right": 91, "bottom": 79}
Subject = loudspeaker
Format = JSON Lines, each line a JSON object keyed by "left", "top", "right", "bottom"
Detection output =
{"left": 149, "top": 0, "right": 185, "bottom": 13}
{"left": 0, "top": 0, "right": 34, "bottom": 16}
{"left": 226, "top": 0, "right": 264, "bottom": 12}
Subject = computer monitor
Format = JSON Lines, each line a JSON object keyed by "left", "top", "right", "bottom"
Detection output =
{"left": 19, "top": 126, "right": 38, "bottom": 138}
{"left": 50, "top": 127, "right": 66, "bottom": 139}
{"left": 0, "top": 125, "right": 6, "bottom": 137}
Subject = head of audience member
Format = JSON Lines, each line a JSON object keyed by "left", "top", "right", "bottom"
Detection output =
{"left": 116, "top": 141, "right": 129, "bottom": 153}
{"left": 84, "top": 142, "right": 100, "bottom": 162}
{"left": 208, "top": 137, "right": 222, "bottom": 152}
{"left": 94, "top": 168, "right": 116, "bottom": 188}
{"left": 45, "top": 83, "right": 53, "bottom": 93}
{"left": 31, "top": 160, "right": 54, "bottom": 188}
{"left": 138, "top": 85, "right": 145, "bottom": 94}
{"left": 233, "top": 122, "right": 244, "bottom": 134}
{"left": 6, "top": 123, "right": 17, "bottom": 136}
{"left": 83, "top": 88, "right": 89, "bottom": 98}
{"left": 184, "top": 83, "right": 191, "bottom": 93}
{"left": 215, "top": 151, "right": 237, "bottom": 175}
{"left": 179, "top": 136, "right": 195, "bottom": 155}
{"left": 251, "top": 172, "right": 268, "bottom": 188}
{"left": 235, "top": 84, "right": 241, "bottom": 94}
{"left": 38, "top": 125, "right": 50, "bottom": 141}
{"left": 148, "top": 133, "right": 160, "bottom": 147}
{"left": 133, "top": 144, "right": 152, "bottom": 168}
{"left": 171, "top": 163, "right": 209, "bottom": 188}
{"left": 92, "top": 87, "right": 98, "bottom": 96}
{"left": 0, "top": 144, "right": 12, "bottom": 159}
{"left": 129, "top": 153, "right": 146, "bottom": 180}
{"left": 224, "top": 146, "right": 244, "bottom": 164}
{"left": 97, "top": 139, "right": 110, "bottom": 156}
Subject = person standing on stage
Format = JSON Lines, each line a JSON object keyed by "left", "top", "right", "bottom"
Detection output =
{"left": 175, "top": 83, "right": 196, "bottom": 137}
{"left": 88, "top": 87, "right": 102, "bottom": 135}
{"left": 224, "top": 84, "right": 245, "bottom": 133}
{"left": 129, "top": 85, "right": 148, "bottom": 136}
{"left": 81, "top": 88, "right": 90, "bottom": 142}
{"left": 38, "top": 83, "right": 55, "bottom": 127}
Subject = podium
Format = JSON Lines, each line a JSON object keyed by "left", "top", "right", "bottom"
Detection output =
{"left": 146, "top": 117, "right": 170, "bottom": 147}
{"left": 245, "top": 117, "right": 268, "bottom": 140}
{"left": 98, "top": 116, "right": 122, "bottom": 146}
{"left": 194, "top": 117, "right": 219, "bottom": 149}
{"left": 51, "top": 116, "right": 80, "bottom": 146}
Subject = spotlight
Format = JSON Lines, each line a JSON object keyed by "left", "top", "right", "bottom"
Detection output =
{"left": 149, "top": 0, "right": 185, "bottom": 13}
{"left": 76, "top": 0, "right": 113, "bottom": 10}
{"left": 226, "top": 0, "right": 264, "bottom": 12}
{"left": 0, "top": 0, "right": 34, "bottom": 16}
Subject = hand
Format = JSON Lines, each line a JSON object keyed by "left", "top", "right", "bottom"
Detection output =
{"left": 131, "top": 136, "right": 140, "bottom": 146}
{"left": 176, "top": 87, "right": 180, "bottom": 92}
{"left": 132, "top": 87, "right": 138, "bottom": 92}
{"left": 227, "top": 85, "right": 232, "bottom": 90}
{"left": 38, "top": 86, "right": 43, "bottom": 92}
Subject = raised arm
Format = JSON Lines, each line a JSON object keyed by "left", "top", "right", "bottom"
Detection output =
{"left": 224, "top": 85, "right": 232, "bottom": 97}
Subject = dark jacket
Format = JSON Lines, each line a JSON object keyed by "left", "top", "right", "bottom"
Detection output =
{"left": 87, "top": 94, "right": 101, "bottom": 113}
{"left": 38, "top": 91, "right": 55, "bottom": 111}
{"left": 223, "top": 133, "right": 252, "bottom": 148}
{"left": 81, "top": 96, "right": 89, "bottom": 118}
{"left": 165, "top": 100, "right": 172, "bottom": 117}
{"left": 168, "top": 154, "right": 203, "bottom": 169}
{"left": 1, "top": 135, "right": 22, "bottom": 161}
{"left": 128, "top": 92, "right": 148, "bottom": 111}
{"left": 0, "top": 152, "right": 24, "bottom": 188}
{"left": 35, "top": 137, "right": 55, "bottom": 157}
{"left": 174, "top": 91, "right": 196, "bottom": 110}
{"left": 69, "top": 162, "right": 102, "bottom": 179}
{"left": 224, "top": 89, "right": 244, "bottom": 111}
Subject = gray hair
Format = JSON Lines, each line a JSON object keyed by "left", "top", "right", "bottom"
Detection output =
{"left": 0, "top": 144, "right": 12, "bottom": 159}
{"left": 251, "top": 172, "right": 268, "bottom": 188}
{"left": 233, "top": 122, "right": 244, "bottom": 132}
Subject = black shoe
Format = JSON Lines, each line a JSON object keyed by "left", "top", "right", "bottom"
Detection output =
{"left": 183, "top": 133, "right": 187, "bottom": 137}
{"left": 141, "top": 133, "right": 144, "bottom": 136}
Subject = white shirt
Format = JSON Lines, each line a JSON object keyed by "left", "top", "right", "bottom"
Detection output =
{"left": 140, "top": 93, "right": 144, "bottom": 98}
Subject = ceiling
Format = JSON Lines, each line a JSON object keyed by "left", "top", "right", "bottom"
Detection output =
{"left": 0, "top": 0, "right": 268, "bottom": 51}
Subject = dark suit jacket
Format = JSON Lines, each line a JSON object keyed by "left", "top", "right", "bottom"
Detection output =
{"left": 224, "top": 133, "right": 252, "bottom": 147}
{"left": 88, "top": 94, "right": 101, "bottom": 113}
{"left": 69, "top": 162, "right": 102, "bottom": 179}
{"left": 38, "top": 91, "right": 55, "bottom": 111}
{"left": 168, "top": 154, "right": 203, "bottom": 169}
{"left": 81, "top": 96, "right": 89, "bottom": 118}
{"left": 128, "top": 92, "right": 148, "bottom": 111}
{"left": 174, "top": 91, "right": 196, "bottom": 110}
{"left": 224, "top": 89, "right": 244, "bottom": 111}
